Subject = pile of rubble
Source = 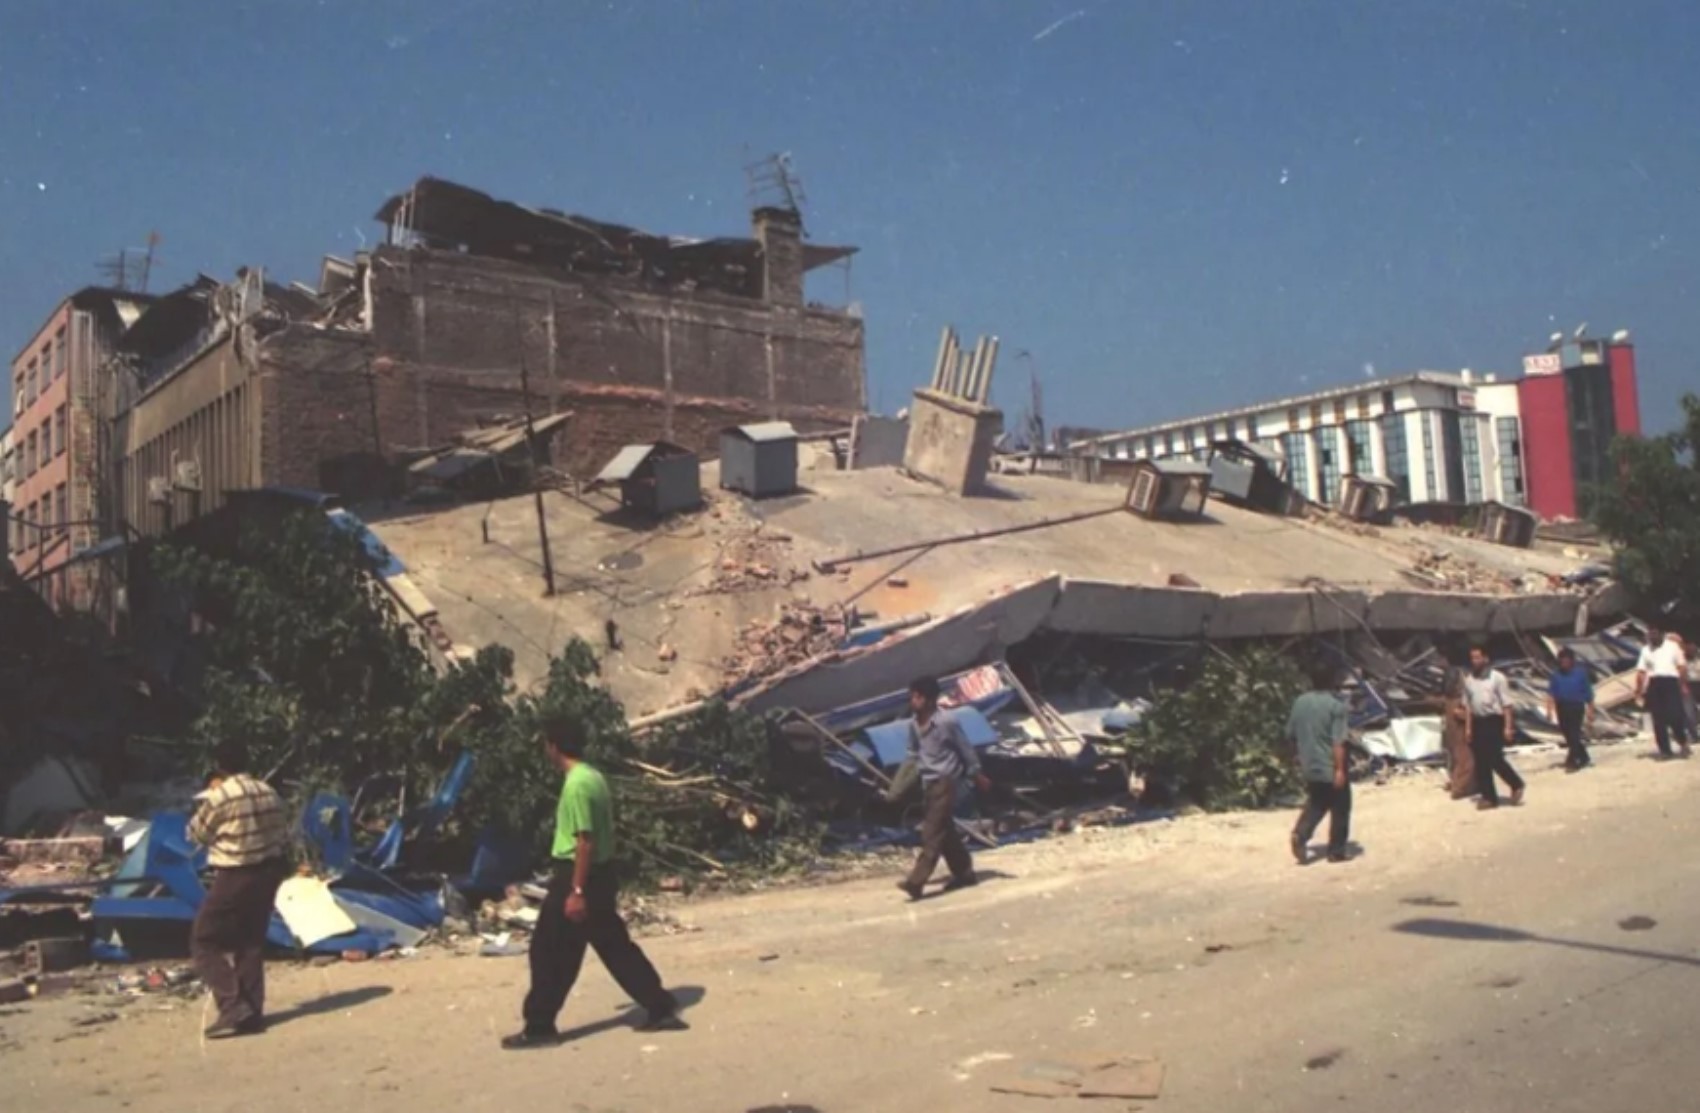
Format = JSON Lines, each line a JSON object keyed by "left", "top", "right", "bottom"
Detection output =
{"left": 693, "top": 529, "right": 811, "bottom": 596}
{"left": 723, "top": 601, "right": 850, "bottom": 687}
{"left": 1402, "top": 548, "right": 1564, "bottom": 595}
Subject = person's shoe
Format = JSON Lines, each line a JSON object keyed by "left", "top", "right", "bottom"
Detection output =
{"left": 942, "top": 872, "right": 980, "bottom": 892}
{"left": 1476, "top": 799, "right": 1499, "bottom": 811}
{"left": 1326, "top": 851, "right": 1351, "bottom": 864}
{"left": 234, "top": 1016, "right": 267, "bottom": 1036}
{"left": 1509, "top": 786, "right": 1526, "bottom": 806}
{"left": 896, "top": 879, "right": 924, "bottom": 901}
{"left": 1290, "top": 832, "right": 1309, "bottom": 866}
{"left": 635, "top": 998, "right": 688, "bottom": 1033}
{"left": 204, "top": 1017, "right": 259, "bottom": 1040}
{"left": 500, "top": 1028, "right": 562, "bottom": 1050}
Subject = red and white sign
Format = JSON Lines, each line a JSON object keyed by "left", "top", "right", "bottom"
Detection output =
{"left": 1523, "top": 353, "right": 1562, "bottom": 376}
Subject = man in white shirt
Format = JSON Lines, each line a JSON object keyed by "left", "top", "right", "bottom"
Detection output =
{"left": 1636, "top": 628, "right": 1693, "bottom": 759}
{"left": 1463, "top": 645, "right": 1526, "bottom": 809}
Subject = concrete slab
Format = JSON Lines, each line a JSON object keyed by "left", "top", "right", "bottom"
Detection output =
{"left": 1051, "top": 580, "right": 1218, "bottom": 639}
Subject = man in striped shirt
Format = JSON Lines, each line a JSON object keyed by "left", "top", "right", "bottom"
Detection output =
{"left": 186, "top": 741, "right": 290, "bottom": 1039}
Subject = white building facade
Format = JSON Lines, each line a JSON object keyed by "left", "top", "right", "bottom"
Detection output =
{"left": 1071, "top": 371, "right": 1528, "bottom": 509}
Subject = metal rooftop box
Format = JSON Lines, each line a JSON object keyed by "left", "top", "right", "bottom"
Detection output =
{"left": 592, "top": 442, "right": 701, "bottom": 516}
{"left": 1125, "top": 458, "right": 1213, "bottom": 520}
{"left": 719, "top": 422, "right": 799, "bottom": 498}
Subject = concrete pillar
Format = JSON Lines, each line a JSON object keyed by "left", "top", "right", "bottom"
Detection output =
{"left": 753, "top": 207, "right": 804, "bottom": 307}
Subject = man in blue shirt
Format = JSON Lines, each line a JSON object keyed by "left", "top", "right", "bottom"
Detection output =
{"left": 1547, "top": 647, "right": 1597, "bottom": 772}
{"left": 897, "top": 675, "right": 993, "bottom": 900}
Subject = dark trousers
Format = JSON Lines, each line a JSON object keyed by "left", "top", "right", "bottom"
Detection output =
{"left": 521, "top": 863, "right": 672, "bottom": 1035}
{"left": 907, "top": 777, "right": 973, "bottom": 888}
{"left": 1646, "top": 677, "right": 1694, "bottom": 756}
{"left": 1294, "top": 781, "right": 1352, "bottom": 857}
{"left": 1470, "top": 715, "right": 1525, "bottom": 805}
{"left": 191, "top": 859, "right": 285, "bottom": 1027}
{"left": 1556, "top": 700, "right": 1590, "bottom": 768}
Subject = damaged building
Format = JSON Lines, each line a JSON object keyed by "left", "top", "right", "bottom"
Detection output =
{"left": 106, "top": 176, "right": 865, "bottom": 548}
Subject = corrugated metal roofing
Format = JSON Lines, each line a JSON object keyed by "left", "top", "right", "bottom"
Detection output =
{"left": 596, "top": 444, "right": 660, "bottom": 483}
{"left": 726, "top": 421, "right": 799, "bottom": 443}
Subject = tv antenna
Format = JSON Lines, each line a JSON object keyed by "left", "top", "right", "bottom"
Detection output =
{"left": 744, "top": 151, "right": 808, "bottom": 223}
{"left": 96, "top": 232, "right": 161, "bottom": 292}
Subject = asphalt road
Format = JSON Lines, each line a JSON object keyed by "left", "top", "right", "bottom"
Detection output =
{"left": 7, "top": 741, "right": 1698, "bottom": 1113}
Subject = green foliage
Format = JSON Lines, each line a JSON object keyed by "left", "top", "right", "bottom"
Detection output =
{"left": 154, "top": 510, "right": 810, "bottom": 884}
{"left": 1109, "top": 646, "right": 1306, "bottom": 810}
{"left": 1592, "top": 394, "right": 1700, "bottom": 626}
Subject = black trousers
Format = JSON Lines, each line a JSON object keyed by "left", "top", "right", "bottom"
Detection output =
{"left": 1294, "top": 781, "right": 1351, "bottom": 857}
{"left": 521, "top": 863, "right": 673, "bottom": 1035}
{"left": 191, "top": 859, "right": 286, "bottom": 1027}
{"left": 1556, "top": 700, "right": 1590, "bottom": 768}
{"left": 1470, "top": 714, "right": 1525, "bottom": 804}
{"left": 1646, "top": 677, "right": 1694, "bottom": 756}
{"left": 907, "top": 777, "right": 973, "bottom": 888}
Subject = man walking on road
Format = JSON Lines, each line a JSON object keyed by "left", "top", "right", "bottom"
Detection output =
{"left": 1287, "top": 664, "right": 1352, "bottom": 865}
{"left": 1636, "top": 627, "right": 1693, "bottom": 760}
{"left": 503, "top": 717, "right": 682, "bottom": 1049}
{"left": 897, "top": 676, "right": 993, "bottom": 901}
{"left": 185, "top": 741, "right": 290, "bottom": 1039}
{"left": 1547, "top": 647, "right": 1597, "bottom": 772}
{"left": 1465, "top": 645, "right": 1525, "bottom": 809}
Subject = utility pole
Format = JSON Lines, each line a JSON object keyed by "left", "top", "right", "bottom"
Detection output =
{"left": 511, "top": 295, "right": 556, "bottom": 596}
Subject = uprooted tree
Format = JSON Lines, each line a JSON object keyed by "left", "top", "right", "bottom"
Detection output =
{"left": 1105, "top": 646, "right": 1306, "bottom": 810}
{"left": 152, "top": 511, "right": 817, "bottom": 884}
{"left": 1592, "top": 392, "right": 1700, "bottom": 627}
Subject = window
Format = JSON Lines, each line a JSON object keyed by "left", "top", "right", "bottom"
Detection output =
{"left": 1356, "top": 395, "right": 1371, "bottom": 419}
{"left": 1144, "top": 435, "right": 1156, "bottom": 458}
{"left": 11, "top": 373, "right": 21, "bottom": 417}
{"left": 54, "top": 483, "right": 67, "bottom": 530}
{"left": 1344, "top": 418, "right": 1373, "bottom": 476}
{"left": 25, "top": 429, "right": 37, "bottom": 476}
{"left": 25, "top": 360, "right": 38, "bottom": 406}
{"left": 1496, "top": 416, "right": 1525, "bottom": 505}
{"left": 1281, "top": 431, "right": 1311, "bottom": 499}
{"left": 54, "top": 405, "right": 66, "bottom": 457}
{"left": 1314, "top": 426, "right": 1341, "bottom": 504}
{"left": 1381, "top": 412, "right": 1411, "bottom": 502}
{"left": 1246, "top": 413, "right": 1260, "bottom": 440}
{"left": 1333, "top": 398, "right": 1348, "bottom": 424}
{"left": 52, "top": 330, "right": 65, "bottom": 380}
{"left": 1288, "top": 407, "right": 1300, "bottom": 432}
{"left": 1460, "top": 417, "right": 1483, "bottom": 502}
{"left": 1309, "top": 402, "right": 1323, "bottom": 427}
{"left": 1163, "top": 430, "right": 1176, "bottom": 455}
{"left": 1421, "top": 414, "right": 1438, "bottom": 499}
{"left": 1381, "top": 389, "right": 1396, "bottom": 414}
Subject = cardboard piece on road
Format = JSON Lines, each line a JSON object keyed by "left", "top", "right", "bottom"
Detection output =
{"left": 1077, "top": 1059, "right": 1165, "bottom": 1099}
{"left": 986, "top": 1053, "right": 1164, "bottom": 1101}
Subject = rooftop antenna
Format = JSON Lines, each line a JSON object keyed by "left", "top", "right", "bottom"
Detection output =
{"left": 1573, "top": 321, "right": 1588, "bottom": 340}
{"left": 95, "top": 232, "right": 162, "bottom": 292}
{"left": 1015, "top": 350, "right": 1046, "bottom": 451}
{"left": 744, "top": 151, "right": 808, "bottom": 228}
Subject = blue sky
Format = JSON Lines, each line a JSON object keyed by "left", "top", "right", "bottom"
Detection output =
{"left": 2, "top": 0, "right": 1695, "bottom": 434}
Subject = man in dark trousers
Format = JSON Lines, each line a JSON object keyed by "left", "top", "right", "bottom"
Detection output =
{"left": 1465, "top": 644, "right": 1526, "bottom": 809}
{"left": 1286, "top": 663, "right": 1352, "bottom": 865}
{"left": 897, "top": 676, "right": 993, "bottom": 901}
{"left": 1546, "top": 647, "right": 1597, "bottom": 772}
{"left": 1636, "top": 627, "right": 1693, "bottom": 759}
{"left": 185, "top": 740, "right": 290, "bottom": 1039}
{"left": 503, "top": 716, "right": 682, "bottom": 1049}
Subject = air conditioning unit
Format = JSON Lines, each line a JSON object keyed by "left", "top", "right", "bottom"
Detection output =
{"left": 174, "top": 459, "right": 203, "bottom": 492}
{"left": 1128, "top": 469, "right": 1159, "bottom": 515}
{"left": 147, "top": 476, "right": 171, "bottom": 505}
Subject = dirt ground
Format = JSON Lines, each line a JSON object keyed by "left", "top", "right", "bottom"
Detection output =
{"left": 8, "top": 736, "right": 1700, "bottom": 1113}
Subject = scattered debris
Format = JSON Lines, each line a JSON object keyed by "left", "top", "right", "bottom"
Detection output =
{"left": 986, "top": 1054, "right": 1165, "bottom": 1100}
{"left": 723, "top": 602, "right": 850, "bottom": 687}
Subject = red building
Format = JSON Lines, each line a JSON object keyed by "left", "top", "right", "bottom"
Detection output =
{"left": 1516, "top": 334, "right": 1641, "bottom": 521}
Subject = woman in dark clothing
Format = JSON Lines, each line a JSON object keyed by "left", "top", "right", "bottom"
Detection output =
{"left": 1546, "top": 648, "right": 1596, "bottom": 772}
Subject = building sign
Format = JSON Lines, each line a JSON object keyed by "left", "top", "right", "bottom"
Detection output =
{"left": 1523, "top": 352, "right": 1562, "bottom": 376}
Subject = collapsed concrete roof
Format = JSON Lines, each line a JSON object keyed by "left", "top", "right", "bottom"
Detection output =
{"left": 374, "top": 176, "right": 857, "bottom": 299}
{"left": 368, "top": 460, "right": 1621, "bottom": 719}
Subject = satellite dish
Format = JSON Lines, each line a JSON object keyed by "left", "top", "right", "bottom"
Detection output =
{"left": 1548, "top": 332, "right": 1563, "bottom": 344}
{"left": 1611, "top": 329, "right": 1631, "bottom": 343}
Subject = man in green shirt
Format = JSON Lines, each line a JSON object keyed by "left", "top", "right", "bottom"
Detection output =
{"left": 503, "top": 716, "right": 682, "bottom": 1049}
{"left": 1286, "top": 663, "right": 1352, "bottom": 865}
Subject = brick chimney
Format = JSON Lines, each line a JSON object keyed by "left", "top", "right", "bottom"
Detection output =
{"left": 752, "top": 206, "right": 804, "bottom": 307}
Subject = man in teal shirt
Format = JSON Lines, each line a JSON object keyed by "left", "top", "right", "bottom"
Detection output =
{"left": 1286, "top": 663, "right": 1353, "bottom": 865}
{"left": 503, "top": 716, "right": 682, "bottom": 1049}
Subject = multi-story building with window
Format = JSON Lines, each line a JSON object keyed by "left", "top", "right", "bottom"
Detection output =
{"left": 7, "top": 288, "right": 152, "bottom": 607}
{"left": 1071, "top": 369, "right": 1589, "bottom": 515}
